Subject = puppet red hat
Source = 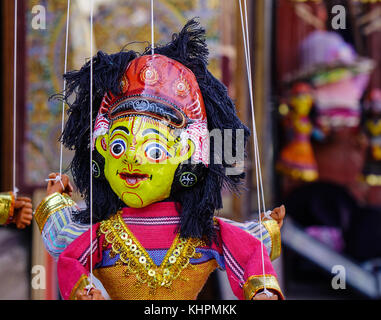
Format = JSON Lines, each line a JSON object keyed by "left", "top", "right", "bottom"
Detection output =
{"left": 93, "top": 54, "right": 209, "bottom": 165}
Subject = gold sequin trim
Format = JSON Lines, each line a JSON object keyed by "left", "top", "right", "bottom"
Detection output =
{"left": 70, "top": 274, "right": 90, "bottom": 300}
{"left": 263, "top": 220, "right": 282, "bottom": 261}
{"left": 243, "top": 274, "right": 284, "bottom": 300}
{"left": 99, "top": 212, "right": 205, "bottom": 293}
{"left": 34, "top": 192, "right": 75, "bottom": 233}
{"left": 0, "top": 192, "right": 15, "bottom": 225}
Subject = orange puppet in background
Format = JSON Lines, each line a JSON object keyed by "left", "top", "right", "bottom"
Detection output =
{"left": 277, "top": 82, "right": 318, "bottom": 182}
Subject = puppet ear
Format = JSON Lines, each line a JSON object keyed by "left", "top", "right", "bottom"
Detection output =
{"left": 176, "top": 138, "right": 196, "bottom": 163}
{"left": 95, "top": 135, "right": 108, "bottom": 159}
{"left": 92, "top": 135, "right": 108, "bottom": 180}
{"left": 170, "top": 139, "right": 205, "bottom": 193}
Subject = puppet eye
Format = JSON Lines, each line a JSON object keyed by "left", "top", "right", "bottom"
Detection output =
{"left": 110, "top": 139, "right": 126, "bottom": 159}
{"left": 144, "top": 143, "right": 171, "bottom": 163}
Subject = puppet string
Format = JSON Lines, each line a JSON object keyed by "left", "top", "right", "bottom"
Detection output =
{"left": 238, "top": 0, "right": 273, "bottom": 297}
{"left": 59, "top": 0, "right": 71, "bottom": 179}
{"left": 13, "top": 0, "right": 18, "bottom": 196}
{"left": 43, "top": 0, "right": 70, "bottom": 193}
{"left": 151, "top": 0, "right": 155, "bottom": 54}
{"left": 243, "top": 0, "right": 273, "bottom": 297}
{"left": 238, "top": 0, "right": 263, "bottom": 233}
{"left": 243, "top": 0, "right": 266, "bottom": 215}
{"left": 263, "top": 210, "right": 272, "bottom": 220}
{"left": 45, "top": 176, "right": 65, "bottom": 190}
{"left": 88, "top": 0, "right": 95, "bottom": 292}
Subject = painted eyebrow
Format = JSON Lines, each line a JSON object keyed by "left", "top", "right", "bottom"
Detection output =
{"left": 110, "top": 126, "right": 130, "bottom": 137}
{"left": 142, "top": 128, "right": 169, "bottom": 141}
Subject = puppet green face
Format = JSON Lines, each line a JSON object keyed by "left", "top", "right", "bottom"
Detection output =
{"left": 95, "top": 116, "right": 194, "bottom": 208}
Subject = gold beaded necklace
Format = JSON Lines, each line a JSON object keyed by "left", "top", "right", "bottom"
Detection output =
{"left": 99, "top": 212, "right": 204, "bottom": 292}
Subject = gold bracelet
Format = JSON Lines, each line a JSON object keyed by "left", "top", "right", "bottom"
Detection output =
{"left": 263, "top": 220, "right": 282, "bottom": 261}
{"left": 243, "top": 274, "right": 284, "bottom": 300}
{"left": 0, "top": 192, "right": 15, "bottom": 225}
{"left": 34, "top": 192, "right": 75, "bottom": 233}
{"left": 70, "top": 274, "right": 90, "bottom": 300}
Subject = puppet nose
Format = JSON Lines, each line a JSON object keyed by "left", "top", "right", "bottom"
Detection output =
{"left": 123, "top": 152, "right": 142, "bottom": 165}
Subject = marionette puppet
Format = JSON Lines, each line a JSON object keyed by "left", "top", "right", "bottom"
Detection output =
{"left": 285, "top": 30, "right": 374, "bottom": 136}
{"left": 36, "top": 172, "right": 284, "bottom": 263}
{"left": 277, "top": 82, "right": 318, "bottom": 182}
{"left": 278, "top": 30, "right": 374, "bottom": 187}
{"left": 34, "top": 20, "right": 284, "bottom": 300}
{"left": 363, "top": 89, "right": 381, "bottom": 186}
{"left": 0, "top": 192, "right": 33, "bottom": 229}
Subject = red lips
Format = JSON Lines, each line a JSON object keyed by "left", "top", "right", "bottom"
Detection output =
{"left": 119, "top": 172, "right": 150, "bottom": 186}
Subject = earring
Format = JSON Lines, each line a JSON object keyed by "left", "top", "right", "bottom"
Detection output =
{"left": 179, "top": 172, "right": 198, "bottom": 187}
{"left": 92, "top": 160, "right": 101, "bottom": 178}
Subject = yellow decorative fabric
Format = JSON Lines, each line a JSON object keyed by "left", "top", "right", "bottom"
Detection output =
{"left": 98, "top": 212, "right": 206, "bottom": 294}
{"left": 34, "top": 192, "right": 75, "bottom": 233}
{"left": 262, "top": 220, "right": 282, "bottom": 261}
{"left": 93, "top": 259, "right": 218, "bottom": 300}
{"left": 243, "top": 274, "right": 284, "bottom": 300}
{"left": 0, "top": 192, "right": 15, "bottom": 225}
{"left": 70, "top": 274, "right": 91, "bottom": 300}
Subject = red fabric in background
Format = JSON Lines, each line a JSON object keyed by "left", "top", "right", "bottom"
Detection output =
{"left": 275, "top": 0, "right": 327, "bottom": 94}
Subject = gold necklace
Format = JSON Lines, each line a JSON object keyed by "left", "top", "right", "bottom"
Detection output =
{"left": 99, "top": 212, "right": 204, "bottom": 292}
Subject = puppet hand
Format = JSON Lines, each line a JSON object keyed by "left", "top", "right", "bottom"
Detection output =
{"left": 76, "top": 288, "right": 106, "bottom": 300}
{"left": 13, "top": 197, "right": 33, "bottom": 229}
{"left": 252, "top": 290, "right": 279, "bottom": 300}
{"left": 262, "top": 205, "right": 285, "bottom": 229}
{"left": 46, "top": 173, "right": 73, "bottom": 197}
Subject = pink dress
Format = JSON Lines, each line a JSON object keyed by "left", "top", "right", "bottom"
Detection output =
{"left": 57, "top": 202, "right": 283, "bottom": 300}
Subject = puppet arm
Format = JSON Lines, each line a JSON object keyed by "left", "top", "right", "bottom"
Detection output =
{"left": 215, "top": 217, "right": 284, "bottom": 300}
{"left": 37, "top": 201, "right": 280, "bottom": 262}
{"left": 0, "top": 192, "right": 15, "bottom": 225}
{"left": 57, "top": 223, "right": 104, "bottom": 300}
{"left": 217, "top": 217, "right": 281, "bottom": 261}
{"left": 34, "top": 192, "right": 89, "bottom": 260}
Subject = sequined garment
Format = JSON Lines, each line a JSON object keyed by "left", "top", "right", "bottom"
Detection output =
{"left": 35, "top": 193, "right": 281, "bottom": 261}
{"left": 0, "top": 192, "right": 15, "bottom": 225}
{"left": 57, "top": 202, "right": 283, "bottom": 300}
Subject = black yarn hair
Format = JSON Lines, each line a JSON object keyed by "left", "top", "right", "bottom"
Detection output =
{"left": 60, "top": 50, "right": 138, "bottom": 224}
{"left": 59, "top": 18, "right": 250, "bottom": 242}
